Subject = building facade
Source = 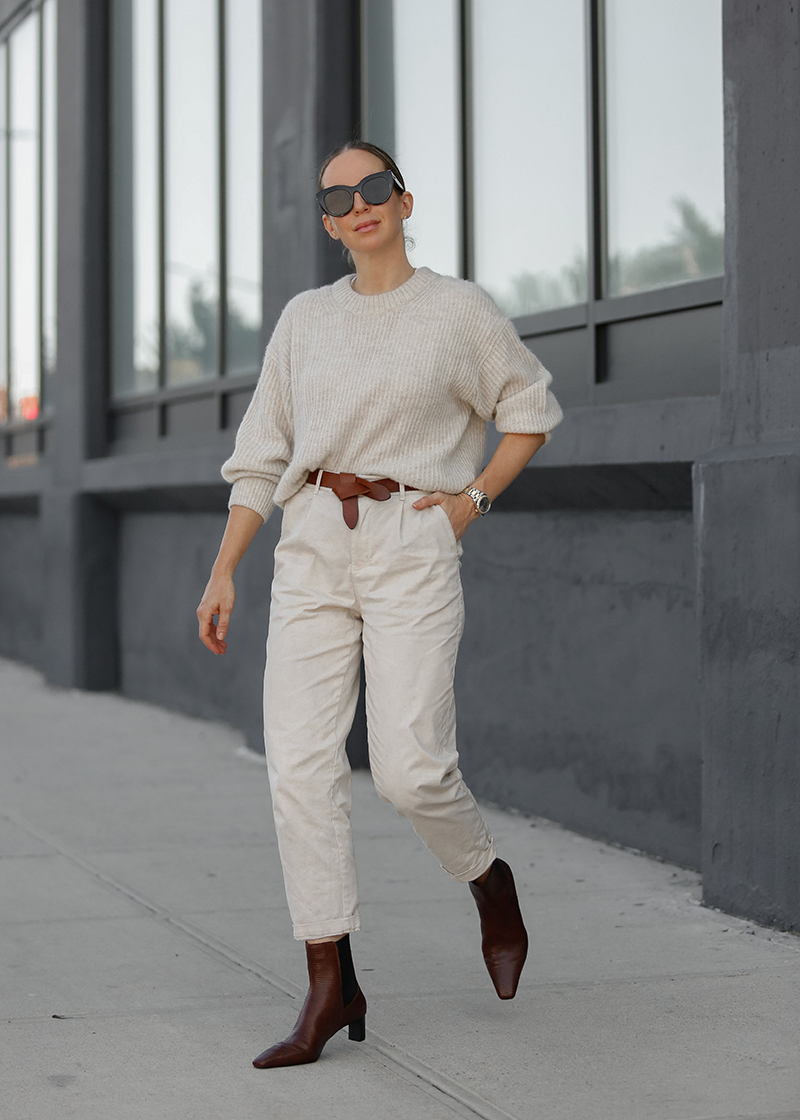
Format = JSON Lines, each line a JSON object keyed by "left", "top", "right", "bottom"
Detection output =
{"left": 0, "top": 0, "right": 797, "bottom": 930}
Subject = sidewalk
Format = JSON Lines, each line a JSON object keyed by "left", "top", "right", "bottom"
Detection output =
{"left": 2, "top": 655, "right": 799, "bottom": 1120}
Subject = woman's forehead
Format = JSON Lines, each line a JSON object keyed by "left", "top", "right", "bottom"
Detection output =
{"left": 322, "top": 150, "right": 386, "bottom": 188}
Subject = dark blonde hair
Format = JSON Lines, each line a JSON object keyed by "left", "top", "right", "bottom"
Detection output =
{"left": 317, "top": 141, "right": 406, "bottom": 192}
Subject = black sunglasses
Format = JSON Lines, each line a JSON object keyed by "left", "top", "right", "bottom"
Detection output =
{"left": 316, "top": 169, "right": 404, "bottom": 217}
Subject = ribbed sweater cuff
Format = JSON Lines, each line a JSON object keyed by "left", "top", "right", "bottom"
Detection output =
{"left": 228, "top": 478, "right": 276, "bottom": 522}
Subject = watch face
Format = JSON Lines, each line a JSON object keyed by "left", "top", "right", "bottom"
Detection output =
{"left": 477, "top": 495, "right": 491, "bottom": 515}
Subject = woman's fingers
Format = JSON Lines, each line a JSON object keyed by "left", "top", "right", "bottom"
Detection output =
{"left": 197, "top": 577, "right": 235, "bottom": 655}
{"left": 197, "top": 600, "right": 222, "bottom": 654}
{"left": 411, "top": 491, "right": 477, "bottom": 540}
{"left": 441, "top": 493, "right": 477, "bottom": 540}
{"left": 216, "top": 604, "right": 232, "bottom": 642}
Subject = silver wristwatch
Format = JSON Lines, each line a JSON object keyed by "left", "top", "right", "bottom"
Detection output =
{"left": 462, "top": 486, "right": 492, "bottom": 516}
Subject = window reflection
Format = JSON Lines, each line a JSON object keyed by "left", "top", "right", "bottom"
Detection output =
{"left": 164, "top": 0, "right": 218, "bottom": 384}
{"left": 225, "top": 0, "right": 262, "bottom": 374}
{"left": 605, "top": 0, "right": 724, "bottom": 296}
{"left": 390, "top": 0, "right": 460, "bottom": 277}
{"left": 112, "top": 0, "right": 160, "bottom": 395}
{"left": 9, "top": 14, "right": 40, "bottom": 421}
{"left": 471, "top": 0, "right": 587, "bottom": 317}
{"left": 41, "top": 0, "right": 57, "bottom": 409}
{"left": 0, "top": 44, "right": 7, "bottom": 424}
{"left": 112, "top": 0, "right": 264, "bottom": 398}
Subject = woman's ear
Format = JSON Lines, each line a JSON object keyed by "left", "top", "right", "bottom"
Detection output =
{"left": 322, "top": 213, "right": 340, "bottom": 241}
{"left": 401, "top": 191, "right": 414, "bottom": 220}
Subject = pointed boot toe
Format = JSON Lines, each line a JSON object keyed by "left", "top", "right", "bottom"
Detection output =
{"left": 469, "top": 858, "right": 528, "bottom": 999}
{"left": 252, "top": 1041, "right": 307, "bottom": 1069}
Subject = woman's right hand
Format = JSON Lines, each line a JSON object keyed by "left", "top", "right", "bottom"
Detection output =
{"left": 197, "top": 570, "right": 236, "bottom": 655}
{"left": 196, "top": 505, "right": 264, "bottom": 656}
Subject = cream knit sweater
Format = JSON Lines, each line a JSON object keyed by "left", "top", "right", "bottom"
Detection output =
{"left": 222, "top": 267, "right": 562, "bottom": 522}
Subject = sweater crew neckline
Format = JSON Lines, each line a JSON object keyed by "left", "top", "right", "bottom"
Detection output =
{"left": 330, "top": 266, "right": 438, "bottom": 313}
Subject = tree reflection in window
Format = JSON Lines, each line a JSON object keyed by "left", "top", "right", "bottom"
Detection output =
{"left": 608, "top": 199, "right": 723, "bottom": 297}
{"left": 492, "top": 198, "right": 724, "bottom": 318}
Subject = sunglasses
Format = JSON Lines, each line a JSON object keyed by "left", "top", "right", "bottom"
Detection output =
{"left": 316, "top": 169, "right": 404, "bottom": 217}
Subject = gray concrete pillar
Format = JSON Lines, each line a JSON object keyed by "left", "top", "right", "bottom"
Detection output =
{"left": 697, "top": 1, "right": 800, "bottom": 929}
{"left": 42, "top": 0, "right": 116, "bottom": 689}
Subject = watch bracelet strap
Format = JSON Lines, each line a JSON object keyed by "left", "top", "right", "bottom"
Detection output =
{"left": 462, "top": 485, "right": 490, "bottom": 515}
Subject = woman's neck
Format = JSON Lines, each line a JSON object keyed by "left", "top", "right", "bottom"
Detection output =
{"left": 351, "top": 247, "right": 415, "bottom": 296}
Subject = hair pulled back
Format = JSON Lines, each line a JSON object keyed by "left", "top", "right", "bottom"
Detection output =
{"left": 317, "top": 140, "right": 406, "bottom": 192}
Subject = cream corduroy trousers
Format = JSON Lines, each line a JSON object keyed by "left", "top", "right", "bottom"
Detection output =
{"left": 263, "top": 482, "right": 497, "bottom": 940}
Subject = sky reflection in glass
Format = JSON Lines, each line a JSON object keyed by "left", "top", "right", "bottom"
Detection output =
{"left": 471, "top": 0, "right": 587, "bottom": 317}
{"left": 225, "top": 0, "right": 263, "bottom": 375}
{"left": 165, "top": 0, "right": 219, "bottom": 384}
{"left": 605, "top": 0, "right": 724, "bottom": 296}
{"left": 9, "top": 14, "right": 40, "bottom": 421}
{"left": 392, "top": 0, "right": 460, "bottom": 278}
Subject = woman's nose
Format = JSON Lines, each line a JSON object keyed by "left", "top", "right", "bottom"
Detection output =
{"left": 352, "top": 191, "right": 368, "bottom": 211}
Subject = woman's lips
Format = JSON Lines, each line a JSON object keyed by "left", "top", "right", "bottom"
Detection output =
{"left": 354, "top": 220, "right": 379, "bottom": 232}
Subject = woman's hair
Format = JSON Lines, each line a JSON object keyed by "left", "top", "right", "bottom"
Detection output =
{"left": 317, "top": 140, "right": 406, "bottom": 192}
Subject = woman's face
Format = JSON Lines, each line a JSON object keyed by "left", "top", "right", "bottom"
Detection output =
{"left": 320, "top": 149, "right": 413, "bottom": 259}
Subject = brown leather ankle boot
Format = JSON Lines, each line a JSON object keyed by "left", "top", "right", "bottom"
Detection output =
{"left": 252, "top": 937, "right": 367, "bottom": 1068}
{"left": 469, "top": 858, "right": 528, "bottom": 999}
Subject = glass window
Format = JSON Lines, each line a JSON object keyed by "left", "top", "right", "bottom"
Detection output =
{"left": 164, "top": 0, "right": 219, "bottom": 385}
{"left": 225, "top": 0, "right": 262, "bottom": 375}
{"left": 111, "top": 0, "right": 160, "bottom": 396}
{"left": 41, "top": 0, "right": 58, "bottom": 409}
{"left": 471, "top": 0, "right": 587, "bottom": 317}
{"left": 0, "top": 6, "right": 56, "bottom": 427}
{"left": 9, "top": 13, "right": 40, "bottom": 421}
{"left": 0, "top": 43, "right": 7, "bottom": 424}
{"left": 112, "top": 0, "right": 262, "bottom": 397}
{"left": 392, "top": 0, "right": 460, "bottom": 277}
{"left": 604, "top": 0, "right": 724, "bottom": 297}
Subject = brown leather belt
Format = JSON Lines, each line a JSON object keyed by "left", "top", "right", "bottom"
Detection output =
{"left": 307, "top": 470, "right": 402, "bottom": 529}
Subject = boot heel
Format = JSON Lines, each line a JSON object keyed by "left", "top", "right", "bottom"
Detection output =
{"left": 348, "top": 1016, "right": 366, "bottom": 1042}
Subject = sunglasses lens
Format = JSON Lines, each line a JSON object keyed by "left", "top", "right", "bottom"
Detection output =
{"left": 323, "top": 188, "right": 352, "bottom": 216}
{"left": 361, "top": 174, "right": 393, "bottom": 206}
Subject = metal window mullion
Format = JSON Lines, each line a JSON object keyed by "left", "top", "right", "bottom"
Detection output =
{"left": 585, "top": 0, "right": 607, "bottom": 393}
{"left": 216, "top": 0, "right": 226, "bottom": 405}
{"left": 458, "top": 0, "right": 473, "bottom": 281}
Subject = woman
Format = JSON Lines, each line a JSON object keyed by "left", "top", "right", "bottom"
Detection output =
{"left": 197, "top": 141, "right": 562, "bottom": 1068}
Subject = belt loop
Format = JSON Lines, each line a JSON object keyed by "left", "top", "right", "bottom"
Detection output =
{"left": 399, "top": 482, "right": 406, "bottom": 502}
{"left": 314, "top": 470, "right": 323, "bottom": 494}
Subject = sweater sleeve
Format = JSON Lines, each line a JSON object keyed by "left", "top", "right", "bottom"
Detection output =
{"left": 220, "top": 313, "right": 294, "bottom": 522}
{"left": 473, "top": 317, "right": 563, "bottom": 440}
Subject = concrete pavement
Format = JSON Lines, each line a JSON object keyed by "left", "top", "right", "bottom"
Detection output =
{"left": 2, "top": 655, "right": 799, "bottom": 1120}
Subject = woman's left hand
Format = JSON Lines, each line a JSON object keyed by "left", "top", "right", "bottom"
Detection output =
{"left": 412, "top": 491, "right": 479, "bottom": 540}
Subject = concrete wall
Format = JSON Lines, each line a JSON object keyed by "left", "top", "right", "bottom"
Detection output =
{"left": 457, "top": 509, "right": 700, "bottom": 869}
{"left": 117, "top": 511, "right": 281, "bottom": 753}
{"left": 0, "top": 511, "right": 43, "bottom": 668}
